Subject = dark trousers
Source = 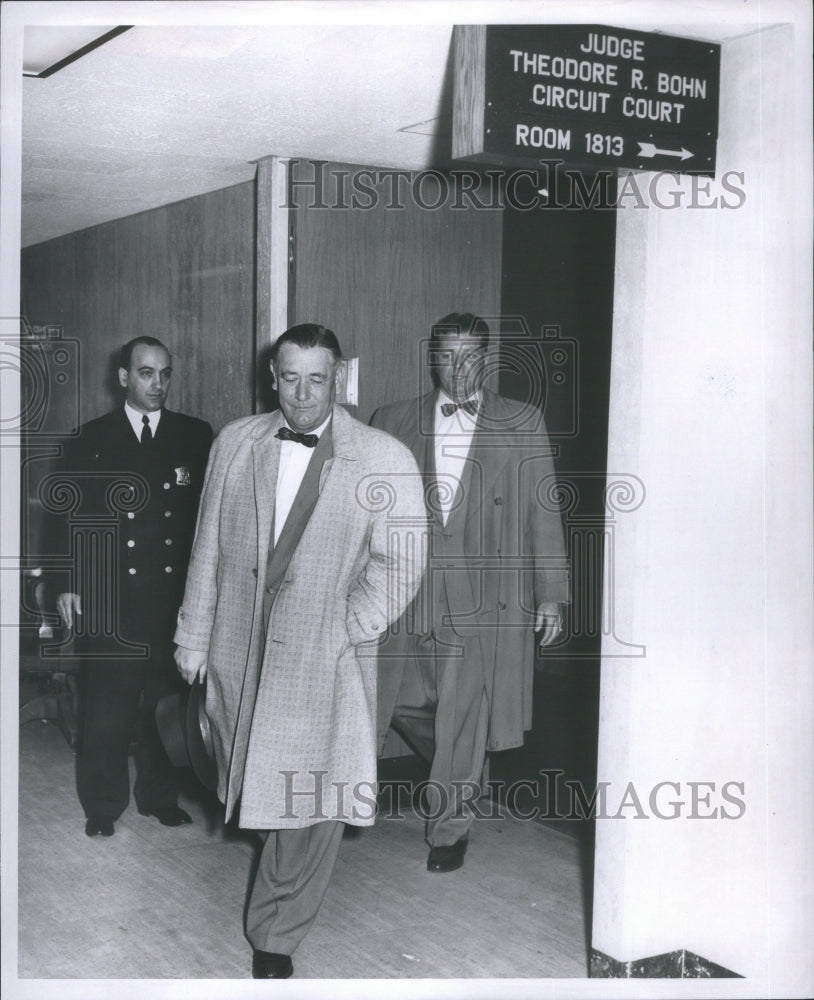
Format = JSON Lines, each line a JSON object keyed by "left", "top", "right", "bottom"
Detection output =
{"left": 77, "top": 641, "right": 182, "bottom": 821}
{"left": 246, "top": 821, "right": 345, "bottom": 955}
{"left": 390, "top": 623, "right": 489, "bottom": 848}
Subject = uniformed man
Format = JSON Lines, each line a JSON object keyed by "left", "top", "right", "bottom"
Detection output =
{"left": 55, "top": 336, "right": 212, "bottom": 837}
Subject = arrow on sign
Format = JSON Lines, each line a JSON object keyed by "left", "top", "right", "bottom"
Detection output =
{"left": 637, "top": 142, "right": 694, "bottom": 161}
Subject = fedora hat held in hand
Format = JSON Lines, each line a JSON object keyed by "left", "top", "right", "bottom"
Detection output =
{"left": 155, "top": 678, "right": 217, "bottom": 791}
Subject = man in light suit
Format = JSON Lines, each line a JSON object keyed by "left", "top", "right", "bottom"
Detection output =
{"left": 174, "top": 324, "right": 426, "bottom": 979}
{"left": 55, "top": 337, "right": 212, "bottom": 838}
{"left": 372, "top": 312, "right": 570, "bottom": 873}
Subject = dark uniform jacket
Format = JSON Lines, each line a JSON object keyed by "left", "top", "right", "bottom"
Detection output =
{"left": 51, "top": 407, "right": 212, "bottom": 650}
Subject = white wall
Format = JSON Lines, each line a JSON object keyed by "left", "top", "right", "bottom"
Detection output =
{"left": 592, "top": 22, "right": 813, "bottom": 991}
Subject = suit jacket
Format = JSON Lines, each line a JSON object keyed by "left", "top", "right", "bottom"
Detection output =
{"left": 173, "top": 404, "right": 427, "bottom": 829}
{"left": 371, "top": 388, "right": 570, "bottom": 751}
{"left": 49, "top": 407, "right": 212, "bottom": 647}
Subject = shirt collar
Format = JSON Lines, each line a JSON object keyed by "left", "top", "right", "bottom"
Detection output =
{"left": 124, "top": 401, "right": 162, "bottom": 439}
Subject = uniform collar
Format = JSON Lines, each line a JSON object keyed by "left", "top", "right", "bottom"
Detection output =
{"left": 124, "top": 401, "right": 162, "bottom": 439}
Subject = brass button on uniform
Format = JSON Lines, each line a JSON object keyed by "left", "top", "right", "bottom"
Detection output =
{"left": 164, "top": 566, "right": 173, "bottom": 574}
{"left": 164, "top": 511, "right": 172, "bottom": 518}
{"left": 127, "top": 512, "right": 135, "bottom": 520}
{"left": 129, "top": 567, "right": 137, "bottom": 575}
{"left": 165, "top": 539, "right": 172, "bottom": 545}
{"left": 163, "top": 482, "right": 171, "bottom": 490}
{"left": 127, "top": 540, "right": 135, "bottom": 548}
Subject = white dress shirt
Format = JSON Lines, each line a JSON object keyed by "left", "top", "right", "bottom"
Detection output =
{"left": 273, "top": 414, "right": 331, "bottom": 544}
{"left": 124, "top": 401, "right": 161, "bottom": 440}
{"left": 433, "top": 390, "right": 481, "bottom": 525}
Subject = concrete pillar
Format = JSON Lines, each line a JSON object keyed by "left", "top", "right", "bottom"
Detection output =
{"left": 591, "top": 23, "right": 813, "bottom": 988}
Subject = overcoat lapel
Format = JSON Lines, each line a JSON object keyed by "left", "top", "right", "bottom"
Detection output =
{"left": 462, "top": 390, "right": 516, "bottom": 534}
{"left": 266, "top": 425, "right": 333, "bottom": 592}
{"left": 251, "top": 417, "right": 282, "bottom": 576}
{"left": 226, "top": 417, "right": 281, "bottom": 809}
{"left": 229, "top": 412, "right": 348, "bottom": 813}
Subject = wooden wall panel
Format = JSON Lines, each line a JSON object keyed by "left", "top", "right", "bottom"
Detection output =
{"left": 19, "top": 181, "right": 256, "bottom": 568}
{"left": 289, "top": 160, "right": 503, "bottom": 423}
{"left": 289, "top": 160, "right": 502, "bottom": 757}
{"left": 21, "top": 180, "right": 256, "bottom": 435}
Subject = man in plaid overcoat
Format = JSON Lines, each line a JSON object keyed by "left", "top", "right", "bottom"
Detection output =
{"left": 174, "top": 324, "right": 426, "bottom": 979}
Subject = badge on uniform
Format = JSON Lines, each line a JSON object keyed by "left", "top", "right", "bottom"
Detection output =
{"left": 174, "top": 466, "right": 191, "bottom": 486}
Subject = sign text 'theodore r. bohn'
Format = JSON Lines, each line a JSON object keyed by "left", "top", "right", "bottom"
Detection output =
{"left": 453, "top": 25, "right": 721, "bottom": 175}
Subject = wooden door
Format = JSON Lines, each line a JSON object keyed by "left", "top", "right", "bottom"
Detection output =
{"left": 287, "top": 159, "right": 503, "bottom": 422}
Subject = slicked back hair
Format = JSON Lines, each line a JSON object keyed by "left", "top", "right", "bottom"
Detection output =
{"left": 120, "top": 336, "right": 170, "bottom": 370}
{"left": 270, "top": 324, "right": 343, "bottom": 365}
{"left": 430, "top": 312, "right": 490, "bottom": 347}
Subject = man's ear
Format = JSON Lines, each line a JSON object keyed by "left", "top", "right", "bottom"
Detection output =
{"left": 269, "top": 363, "right": 278, "bottom": 390}
{"left": 334, "top": 360, "right": 347, "bottom": 393}
{"left": 118, "top": 367, "right": 128, "bottom": 389}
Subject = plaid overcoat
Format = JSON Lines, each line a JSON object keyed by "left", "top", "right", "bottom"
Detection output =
{"left": 174, "top": 405, "right": 426, "bottom": 829}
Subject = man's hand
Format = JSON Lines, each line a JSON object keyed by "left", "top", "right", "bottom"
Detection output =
{"left": 56, "top": 593, "right": 82, "bottom": 631}
{"left": 535, "top": 601, "right": 564, "bottom": 648}
{"left": 174, "top": 645, "right": 207, "bottom": 684}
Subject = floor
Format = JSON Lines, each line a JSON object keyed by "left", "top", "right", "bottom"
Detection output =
{"left": 16, "top": 711, "right": 592, "bottom": 982}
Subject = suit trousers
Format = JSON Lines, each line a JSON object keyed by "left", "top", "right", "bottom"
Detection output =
{"left": 390, "top": 621, "right": 489, "bottom": 848}
{"left": 246, "top": 820, "right": 345, "bottom": 955}
{"left": 76, "top": 639, "right": 181, "bottom": 821}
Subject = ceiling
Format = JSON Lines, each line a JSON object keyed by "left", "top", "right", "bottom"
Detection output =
{"left": 18, "top": 14, "right": 761, "bottom": 248}
{"left": 21, "top": 24, "right": 454, "bottom": 247}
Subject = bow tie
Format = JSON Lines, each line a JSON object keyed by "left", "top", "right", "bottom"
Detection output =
{"left": 276, "top": 426, "right": 318, "bottom": 448}
{"left": 440, "top": 399, "right": 479, "bottom": 418}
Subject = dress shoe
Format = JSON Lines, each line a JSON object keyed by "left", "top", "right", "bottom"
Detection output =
{"left": 252, "top": 950, "right": 294, "bottom": 979}
{"left": 427, "top": 837, "right": 468, "bottom": 873}
{"left": 138, "top": 806, "right": 192, "bottom": 827}
{"left": 85, "top": 816, "right": 115, "bottom": 837}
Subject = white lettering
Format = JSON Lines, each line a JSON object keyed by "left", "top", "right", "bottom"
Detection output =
{"left": 622, "top": 95, "right": 685, "bottom": 123}
{"left": 515, "top": 124, "right": 571, "bottom": 150}
{"left": 657, "top": 72, "right": 707, "bottom": 99}
{"left": 508, "top": 49, "right": 617, "bottom": 85}
{"left": 531, "top": 83, "right": 610, "bottom": 114}
{"left": 579, "top": 31, "right": 645, "bottom": 61}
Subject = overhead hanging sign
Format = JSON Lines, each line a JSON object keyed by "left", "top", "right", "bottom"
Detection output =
{"left": 453, "top": 25, "right": 721, "bottom": 175}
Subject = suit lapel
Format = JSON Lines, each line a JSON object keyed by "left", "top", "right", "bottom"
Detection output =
{"left": 260, "top": 406, "right": 353, "bottom": 588}
{"left": 405, "top": 392, "right": 442, "bottom": 526}
{"left": 152, "top": 408, "right": 167, "bottom": 444}
{"left": 266, "top": 425, "right": 333, "bottom": 587}
{"left": 113, "top": 407, "right": 139, "bottom": 450}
